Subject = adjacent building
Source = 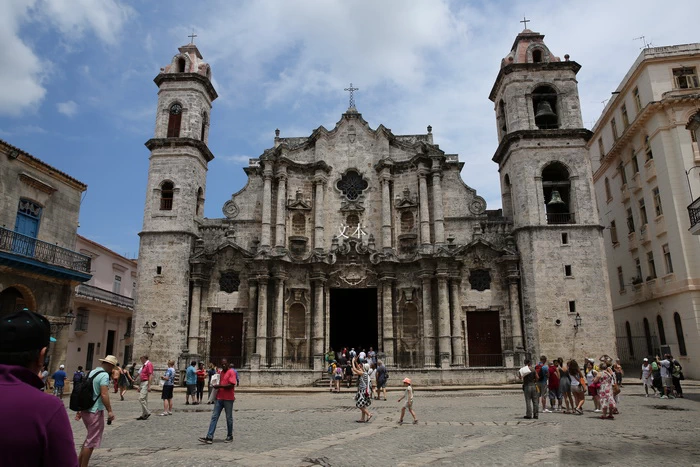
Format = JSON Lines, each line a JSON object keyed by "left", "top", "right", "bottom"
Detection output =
{"left": 65, "top": 235, "right": 137, "bottom": 373}
{"left": 589, "top": 44, "right": 700, "bottom": 378}
{"left": 0, "top": 139, "right": 91, "bottom": 371}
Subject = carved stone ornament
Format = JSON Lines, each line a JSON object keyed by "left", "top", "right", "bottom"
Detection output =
{"left": 469, "top": 196, "right": 487, "bottom": 215}
{"left": 219, "top": 270, "right": 240, "bottom": 293}
{"left": 348, "top": 125, "right": 356, "bottom": 143}
{"left": 222, "top": 199, "right": 239, "bottom": 218}
{"left": 469, "top": 269, "right": 491, "bottom": 291}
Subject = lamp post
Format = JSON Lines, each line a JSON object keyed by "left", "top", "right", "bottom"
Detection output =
{"left": 142, "top": 321, "right": 154, "bottom": 350}
{"left": 49, "top": 310, "right": 76, "bottom": 334}
{"left": 573, "top": 313, "right": 582, "bottom": 331}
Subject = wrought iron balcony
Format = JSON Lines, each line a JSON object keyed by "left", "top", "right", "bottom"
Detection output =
{"left": 75, "top": 283, "right": 134, "bottom": 309}
{"left": 0, "top": 226, "right": 91, "bottom": 277}
{"left": 546, "top": 212, "right": 575, "bottom": 224}
{"left": 688, "top": 197, "right": 700, "bottom": 235}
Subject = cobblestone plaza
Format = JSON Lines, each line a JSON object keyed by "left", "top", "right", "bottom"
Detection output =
{"left": 67, "top": 383, "right": 700, "bottom": 466}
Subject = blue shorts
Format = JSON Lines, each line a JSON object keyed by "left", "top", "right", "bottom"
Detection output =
{"left": 548, "top": 387, "right": 562, "bottom": 400}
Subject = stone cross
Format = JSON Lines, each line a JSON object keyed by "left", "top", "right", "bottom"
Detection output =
{"left": 344, "top": 83, "right": 359, "bottom": 109}
{"left": 188, "top": 31, "right": 197, "bottom": 44}
{"left": 520, "top": 17, "right": 530, "bottom": 28}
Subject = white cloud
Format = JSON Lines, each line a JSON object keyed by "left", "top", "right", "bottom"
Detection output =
{"left": 39, "top": 0, "right": 135, "bottom": 45}
{"left": 220, "top": 155, "right": 254, "bottom": 165}
{"left": 57, "top": 100, "right": 77, "bottom": 117}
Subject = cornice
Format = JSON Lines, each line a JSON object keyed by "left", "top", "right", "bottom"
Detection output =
{"left": 489, "top": 61, "right": 582, "bottom": 102}
{"left": 492, "top": 128, "right": 592, "bottom": 164}
{"left": 154, "top": 72, "right": 218, "bottom": 101}
{"left": 145, "top": 138, "right": 215, "bottom": 163}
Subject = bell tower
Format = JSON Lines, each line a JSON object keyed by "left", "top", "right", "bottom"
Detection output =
{"left": 133, "top": 42, "right": 217, "bottom": 365}
{"left": 490, "top": 27, "right": 616, "bottom": 359}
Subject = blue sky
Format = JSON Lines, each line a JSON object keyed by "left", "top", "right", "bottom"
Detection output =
{"left": 1, "top": 0, "right": 696, "bottom": 257}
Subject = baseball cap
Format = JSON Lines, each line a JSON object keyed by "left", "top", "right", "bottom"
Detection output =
{"left": 59, "top": 364, "right": 65, "bottom": 369}
{"left": 0, "top": 309, "right": 51, "bottom": 352}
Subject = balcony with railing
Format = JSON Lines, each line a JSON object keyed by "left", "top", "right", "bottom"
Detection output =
{"left": 689, "top": 197, "right": 700, "bottom": 235}
{"left": 75, "top": 283, "right": 134, "bottom": 310}
{"left": 0, "top": 226, "right": 91, "bottom": 281}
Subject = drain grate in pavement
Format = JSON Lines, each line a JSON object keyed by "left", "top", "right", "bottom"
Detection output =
{"left": 652, "top": 405, "right": 688, "bottom": 411}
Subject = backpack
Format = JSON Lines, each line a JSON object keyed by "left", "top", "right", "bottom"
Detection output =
{"left": 69, "top": 369, "right": 105, "bottom": 412}
{"left": 535, "top": 363, "right": 543, "bottom": 380}
{"left": 73, "top": 371, "right": 84, "bottom": 384}
{"left": 327, "top": 363, "right": 336, "bottom": 375}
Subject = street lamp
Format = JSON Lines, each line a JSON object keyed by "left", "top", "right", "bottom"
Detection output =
{"left": 142, "top": 321, "right": 154, "bottom": 339}
{"left": 48, "top": 309, "right": 76, "bottom": 334}
{"left": 573, "top": 313, "right": 582, "bottom": 331}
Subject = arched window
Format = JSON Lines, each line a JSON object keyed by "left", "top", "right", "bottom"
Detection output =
{"left": 542, "top": 162, "right": 572, "bottom": 224}
{"left": 625, "top": 321, "right": 634, "bottom": 357}
{"left": 160, "top": 181, "right": 174, "bottom": 210}
{"left": 674, "top": 312, "right": 687, "bottom": 356}
{"left": 498, "top": 100, "right": 507, "bottom": 135}
{"left": 400, "top": 211, "right": 414, "bottom": 233}
{"left": 196, "top": 187, "right": 204, "bottom": 216}
{"left": 177, "top": 57, "right": 186, "bottom": 73}
{"left": 657, "top": 315, "right": 666, "bottom": 345}
{"left": 644, "top": 135, "right": 654, "bottom": 160}
{"left": 532, "top": 85, "right": 559, "bottom": 129}
{"left": 288, "top": 303, "right": 305, "bottom": 339}
{"left": 167, "top": 103, "right": 182, "bottom": 138}
{"left": 643, "top": 318, "right": 653, "bottom": 355}
{"left": 200, "top": 113, "right": 208, "bottom": 142}
{"left": 292, "top": 213, "right": 306, "bottom": 236}
{"left": 532, "top": 49, "right": 543, "bottom": 63}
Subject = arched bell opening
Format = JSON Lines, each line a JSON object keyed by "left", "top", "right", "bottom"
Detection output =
{"left": 532, "top": 85, "right": 559, "bottom": 129}
{"left": 542, "top": 162, "right": 572, "bottom": 224}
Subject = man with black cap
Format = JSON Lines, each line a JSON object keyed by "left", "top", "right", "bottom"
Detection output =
{"left": 0, "top": 308, "right": 78, "bottom": 466}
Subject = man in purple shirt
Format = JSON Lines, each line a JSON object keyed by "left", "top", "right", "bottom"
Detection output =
{"left": 0, "top": 309, "right": 78, "bottom": 466}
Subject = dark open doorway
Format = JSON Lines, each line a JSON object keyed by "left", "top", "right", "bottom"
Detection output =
{"left": 330, "top": 288, "right": 378, "bottom": 354}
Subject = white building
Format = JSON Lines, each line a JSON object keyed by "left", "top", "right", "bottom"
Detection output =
{"left": 65, "top": 235, "right": 137, "bottom": 373}
{"left": 589, "top": 44, "right": 700, "bottom": 378}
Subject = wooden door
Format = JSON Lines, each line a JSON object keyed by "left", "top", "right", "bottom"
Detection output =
{"left": 467, "top": 310, "right": 503, "bottom": 367}
{"left": 210, "top": 313, "right": 243, "bottom": 367}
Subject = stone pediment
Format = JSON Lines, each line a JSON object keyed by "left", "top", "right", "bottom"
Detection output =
{"left": 191, "top": 239, "right": 255, "bottom": 262}
{"left": 454, "top": 237, "right": 517, "bottom": 258}
{"left": 287, "top": 190, "right": 312, "bottom": 210}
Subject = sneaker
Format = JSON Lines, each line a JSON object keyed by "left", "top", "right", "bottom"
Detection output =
{"left": 543, "top": 409, "right": 552, "bottom": 413}
{"left": 660, "top": 395, "right": 668, "bottom": 399}
{"left": 645, "top": 394, "right": 649, "bottom": 398}
{"left": 533, "top": 415, "right": 538, "bottom": 419}
{"left": 523, "top": 416, "right": 532, "bottom": 419}
{"left": 167, "top": 412, "right": 173, "bottom": 415}
{"left": 594, "top": 409, "right": 602, "bottom": 413}
{"left": 224, "top": 436, "right": 233, "bottom": 443}
{"left": 159, "top": 412, "right": 169, "bottom": 416}
{"left": 198, "top": 437, "right": 213, "bottom": 445}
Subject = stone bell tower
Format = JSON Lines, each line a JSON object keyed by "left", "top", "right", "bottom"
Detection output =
{"left": 490, "top": 27, "right": 616, "bottom": 360}
{"left": 133, "top": 42, "right": 218, "bottom": 366}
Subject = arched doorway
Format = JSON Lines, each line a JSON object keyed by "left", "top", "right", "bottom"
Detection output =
{"left": 0, "top": 285, "right": 37, "bottom": 316}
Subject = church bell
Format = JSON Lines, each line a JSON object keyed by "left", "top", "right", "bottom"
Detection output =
{"left": 535, "top": 100, "right": 557, "bottom": 121}
{"left": 547, "top": 190, "right": 565, "bottom": 205}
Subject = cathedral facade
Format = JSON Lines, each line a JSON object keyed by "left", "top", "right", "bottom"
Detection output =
{"left": 133, "top": 30, "right": 617, "bottom": 385}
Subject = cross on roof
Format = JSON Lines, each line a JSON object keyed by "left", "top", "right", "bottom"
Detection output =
{"left": 344, "top": 83, "right": 359, "bottom": 109}
{"left": 520, "top": 17, "right": 530, "bottom": 28}
{"left": 188, "top": 30, "right": 197, "bottom": 44}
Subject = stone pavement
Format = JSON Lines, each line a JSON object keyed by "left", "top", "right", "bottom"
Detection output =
{"left": 66, "top": 382, "right": 700, "bottom": 466}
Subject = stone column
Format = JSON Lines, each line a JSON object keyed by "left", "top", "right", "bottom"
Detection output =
{"left": 187, "top": 280, "right": 203, "bottom": 355}
{"left": 311, "top": 273, "right": 326, "bottom": 368}
{"left": 431, "top": 158, "right": 445, "bottom": 244}
{"left": 272, "top": 272, "right": 286, "bottom": 364}
{"left": 380, "top": 275, "right": 395, "bottom": 360}
{"left": 509, "top": 269, "right": 524, "bottom": 350}
{"left": 275, "top": 168, "right": 287, "bottom": 250}
{"left": 449, "top": 277, "right": 464, "bottom": 365}
{"left": 420, "top": 273, "right": 435, "bottom": 367}
{"left": 436, "top": 272, "right": 451, "bottom": 366}
{"left": 261, "top": 165, "right": 274, "bottom": 248}
{"left": 256, "top": 275, "right": 269, "bottom": 361}
{"left": 418, "top": 164, "right": 431, "bottom": 246}
{"left": 313, "top": 173, "right": 327, "bottom": 251}
{"left": 245, "top": 280, "right": 257, "bottom": 366}
{"left": 380, "top": 169, "right": 392, "bottom": 250}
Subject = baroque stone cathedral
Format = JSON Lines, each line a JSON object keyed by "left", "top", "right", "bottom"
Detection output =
{"left": 133, "top": 29, "right": 617, "bottom": 385}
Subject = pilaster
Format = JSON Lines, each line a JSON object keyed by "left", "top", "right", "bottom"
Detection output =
{"left": 275, "top": 166, "right": 288, "bottom": 250}
{"left": 431, "top": 157, "right": 445, "bottom": 244}
{"left": 418, "top": 164, "right": 432, "bottom": 247}
{"left": 261, "top": 165, "right": 274, "bottom": 248}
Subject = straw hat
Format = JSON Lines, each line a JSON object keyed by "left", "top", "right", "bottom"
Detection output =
{"left": 403, "top": 378, "right": 411, "bottom": 384}
{"left": 99, "top": 355, "right": 118, "bottom": 366}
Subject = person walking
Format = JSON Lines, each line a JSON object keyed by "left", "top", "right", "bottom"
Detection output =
{"left": 111, "top": 363, "right": 121, "bottom": 394}
{"left": 73, "top": 366, "right": 86, "bottom": 386}
{"left": 196, "top": 362, "right": 207, "bottom": 404}
{"left": 640, "top": 358, "right": 656, "bottom": 397}
{"left": 118, "top": 365, "right": 133, "bottom": 401}
{"left": 671, "top": 357, "right": 684, "bottom": 398}
{"left": 367, "top": 363, "right": 378, "bottom": 400}
{"left": 595, "top": 362, "right": 617, "bottom": 420}
{"left": 613, "top": 359, "right": 624, "bottom": 387}
{"left": 375, "top": 360, "right": 388, "bottom": 401}
{"left": 199, "top": 359, "right": 236, "bottom": 444}
{"left": 206, "top": 363, "right": 217, "bottom": 403}
{"left": 136, "top": 355, "right": 153, "bottom": 420}
{"left": 52, "top": 364, "right": 67, "bottom": 399}
{"left": 351, "top": 357, "right": 373, "bottom": 423}
{"left": 568, "top": 360, "right": 587, "bottom": 414}
{"left": 397, "top": 378, "right": 418, "bottom": 424}
{"left": 185, "top": 360, "right": 197, "bottom": 405}
{"left": 0, "top": 309, "right": 78, "bottom": 466}
{"left": 40, "top": 364, "right": 49, "bottom": 391}
{"left": 585, "top": 361, "right": 601, "bottom": 413}
{"left": 76, "top": 355, "right": 116, "bottom": 467}
{"left": 559, "top": 358, "right": 573, "bottom": 414}
{"left": 659, "top": 354, "right": 674, "bottom": 399}
{"left": 519, "top": 359, "right": 538, "bottom": 419}
{"left": 160, "top": 360, "right": 175, "bottom": 416}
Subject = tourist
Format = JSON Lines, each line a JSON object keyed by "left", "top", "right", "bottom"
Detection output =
{"left": 368, "top": 347, "right": 377, "bottom": 366}
{"left": 73, "top": 365, "right": 86, "bottom": 386}
{"left": 41, "top": 364, "right": 49, "bottom": 391}
{"left": 136, "top": 355, "right": 153, "bottom": 420}
{"left": 111, "top": 362, "right": 121, "bottom": 394}
{"left": 118, "top": 365, "right": 134, "bottom": 401}
{"left": 535, "top": 356, "right": 549, "bottom": 413}
{"left": 585, "top": 360, "right": 601, "bottom": 413}
{"left": 568, "top": 359, "right": 586, "bottom": 415}
{"left": 52, "top": 364, "right": 67, "bottom": 399}
{"left": 659, "top": 354, "right": 674, "bottom": 399}
{"left": 613, "top": 359, "right": 624, "bottom": 386}
{"left": 640, "top": 358, "right": 655, "bottom": 397}
{"left": 333, "top": 362, "right": 343, "bottom": 393}
{"left": 559, "top": 358, "right": 573, "bottom": 414}
{"left": 328, "top": 359, "right": 338, "bottom": 392}
{"left": 349, "top": 348, "right": 357, "bottom": 360}
{"left": 367, "top": 362, "right": 378, "bottom": 400}
{"left": 359, "top": 348, "right": 367, "bottom": 363}
{"left": 344, "top": 359, "right": 353, "bottom": 388}
{"left": 325, "top": 347, "right": 335, "bottom": 365}
{"left": 185, "top": 360, "right": 197, "bottom": 405}
{"left": 199, "top": 358, "right": 236, "bottom": 444}
{"left": 351, "top": 356, "right": 373, "bottom": 423}
{"left": 547, "top": 359, "right": 562, "bottom": 412}
{"left": 207, "top": 363, "right": 217, "bottom": 402}
{"left": 196, "top": 362, "right": 207, "bottom": 404}
{"left": 160, "top": 360, "right": 175, "bottom": 416}
{"left": 208, "top": 366, "right": 221, "bottom": 404}
{"left": 671, "top": 357, "right": 684, "bottom": 398}
{"left": 375, "top": 359, "right": 388, "bottom": 401}
{"left": 397, "top": 378, "right": 418, "bottom": 424}
{"left": 0, "top": 309, "right": 78, "bottom": 465}
{"left": 518, "top": 359, "right": 537, "bottom": 419}
{"left": 651, "top": 356, "right": 663, "bottom": 395}
{"left": 595, "top": 362, "right": 617, "bottom": 420}
{"left": 76, "top": 355, "right": 116, "bottom": 467}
